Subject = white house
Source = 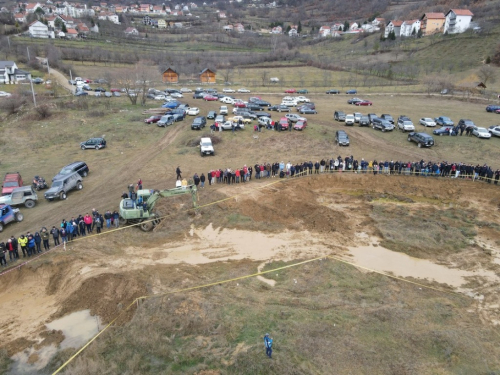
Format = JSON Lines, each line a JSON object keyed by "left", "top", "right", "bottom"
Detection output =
{"left": 361, "top": 24, "right": 379, "bottom": 33}
{"left": 384, "top": 20, "right": 402, "bottom": 38}
{"left": 107, "top": 14, "right": 119, "bottom": 24}
{"left": 124, "top": 27, "right": 139, "bottom": 35}
{"left": 288, "top": 28, "right": 298, "bottom": 37}
{"left": 14, "top": 13, "right": 27, "bottom": 23}
{"left": 223, "top": 25, "right": 233, "bottom": 31}
{"left": 349, "top": 22, "right": 359, "bottom": 31}
{"left": 271, "top": 26, "right": 282, "bottom": 34}
{"left": 319, "top": 25, "right": 331, "bottom": 37}
{"left": 28, "top": 20, "right": 51, "bottom": 38}
{"left": 443, "top": 9, "right": 473, "bottom": 34}
{"left": 400, "top": 19, "right": 420, "bottom": 36}
{"left": 0, "top": 61, "right": 31, "bottom": 84}
{"left": 25, "top": 2, "right": 42, "bottom": 13}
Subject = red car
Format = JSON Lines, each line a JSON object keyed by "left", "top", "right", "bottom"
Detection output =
{"left": 234, "top": 101, "right": 246, "bottom": 108}
{"left": 278, "top": 117, "right": 289, "bottom": 131}
{"left": 144, "top": 115, "right": 162, "bottom": 124}
{"left": 284, "top": 89, "right": 296, "bottom": 93}
{"left": 204, "top": 95, "right": 218, "bottom": 101}
{"left": 110, "top": 88, "right": 121, "bottom": 93}
{"left": 84, "top": 79, "right": 92, "bottom": 83}
{"left": 496, "top": 109, "right": 500, "bottom": 114}
{"left": 355, "top": 100, "right": 373, "bottom": 106}
{"left": 293, "top": 120, "right": 307, "bottom": 131}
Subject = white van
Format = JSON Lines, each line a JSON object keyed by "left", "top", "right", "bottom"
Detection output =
{"left": 219, "top": 106, "right": 228, "bottom": 115}
{"left": 200, "top": 137, "right": 214, "bottom": 156}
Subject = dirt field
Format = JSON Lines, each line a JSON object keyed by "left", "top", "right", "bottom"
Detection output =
{"left": 1, "top": 85, "right": 500, "bottom": 374}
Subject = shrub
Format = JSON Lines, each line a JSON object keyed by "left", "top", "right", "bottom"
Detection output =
{"left": 0, "top": 95, "right": 27, "bottom": 115}
{"left": 35, "top": 104, "right": 52, "bottom": 119}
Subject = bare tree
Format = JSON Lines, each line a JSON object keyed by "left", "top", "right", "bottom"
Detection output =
{"left": 220, "top": 66, "right": 233, "bottom": 84}
{"left": 116, "top": 62, "right": 158, "bottom": 106}
{"left": 270, "top": 34, "right": 279, "bottom": 53}
{"left": 477, "top": 65, "right": 497, "bottom": 86}
{"left": 260, "top": 70, "right": 269, "bottom": 86}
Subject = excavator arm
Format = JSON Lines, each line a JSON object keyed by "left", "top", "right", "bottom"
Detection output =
{"left": 146, "top": 185, "right": 198, "bottom": 214}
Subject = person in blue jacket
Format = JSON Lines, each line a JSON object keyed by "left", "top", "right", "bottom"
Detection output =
{"left": 264, "top": 333, "right": 273, "bottom": 359}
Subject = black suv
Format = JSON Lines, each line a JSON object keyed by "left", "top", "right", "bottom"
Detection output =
{"left": 359, "top": 115, "right": 370, "bottom": 127}
{"left": 191, "top": 116, "right": 207, "bottom": 130}
{"left": 52, "top": 161, "right": 90, "bottom": 181}
{"left": 407, "top": 132, "right": 434, "bottom": 148}
{"left": 380, "top": 114, "right": 394, "bottom": 124}
{"left": 335, "top": 130, "right": 350, "bottom": 146}
{"left": 80, "top": 137, "right": 106, "bottom": 150}
{"left": 334, "top": 111, "right": 346, "bottom": 121}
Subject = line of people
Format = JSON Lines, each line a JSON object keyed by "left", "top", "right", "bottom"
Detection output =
{"left": 0, "top": 208, "right": 120, "bottom": 267}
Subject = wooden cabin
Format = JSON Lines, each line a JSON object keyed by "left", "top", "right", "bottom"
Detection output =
{"left": 199, "top": 68, "right": 215, "bottom": 83}
{"left": 162, "top": 68, "right": 179, "bottom": 83}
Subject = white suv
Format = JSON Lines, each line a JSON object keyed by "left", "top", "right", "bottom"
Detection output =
{"left": 345, "top": 114, "right": 355, "bottom": 126}
{"left": 397, "top": 116, "right": 415, "bottom": 132}
{"left": 200, "top": 137, "right": 214, "bottom": 156}
{"left": 219, "top": 106, "right": 228, "bottom": 115}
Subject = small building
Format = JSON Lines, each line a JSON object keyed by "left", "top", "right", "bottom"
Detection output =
{"left": 124, "top": 27, "right": 139, "bottom": 35}
{"left": 14, "top": 13, "right": 27, "bottom": 23}
{"left": 199, "top": 68, "right": 215, "bottom": 83}
{"left": 288, "top": 28, "right": 297, "bottom": 37}
{"left": 162, "top": 68, "right": 179, "bottom": 83}
{"left": 66, "top": 28, "right": 78, "bottom": 38}
{"left": 157, "top": 19, "right": 167, "bottom": 29}
{"left": 420, "top": 13, "right": 445, "bottom": 36}
{"left": 443, "top": 9, "right": 473, "bottom": 34}
{"left": 400, "top": 19, "right": 420, "bottom": 36}
{"left": 28, "top": 20, "right": 50, "bottom": 38}
{"left": 0, "top": 61, "right": 31, "bottom": 84}
{"left": 319, "top": 25, "right": 331, "bottom": 37}
{"left": 384, "top": 20, "right": 402, "bottom": 38}
{"left": 271, "top": 25, "right": 282, "bottom": 34}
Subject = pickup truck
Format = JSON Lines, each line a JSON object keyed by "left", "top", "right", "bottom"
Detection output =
{"left": 0, "top": 186, "right": 38, "bottom": 208}
{"left": 2, "top": 172, "right": 23, "bottom": 196}
{"left": 0, "top": 204, "right": 24, "bottom": 232}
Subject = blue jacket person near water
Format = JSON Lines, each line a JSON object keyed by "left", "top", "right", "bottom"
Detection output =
{"left": 264, "top": 334, "right": 273, "bottom": 358}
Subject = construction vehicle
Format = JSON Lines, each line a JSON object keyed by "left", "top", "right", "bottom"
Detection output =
{"left": 119, "top": 185, "right": 198, "bottom": 231}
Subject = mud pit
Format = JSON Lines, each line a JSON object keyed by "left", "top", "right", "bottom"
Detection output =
{"left": 1, "top": 174, "right": 500, "bottom": 373}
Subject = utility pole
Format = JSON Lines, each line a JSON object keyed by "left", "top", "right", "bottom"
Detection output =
{"left": 26, "top": 46, "right": 30, "bottom": 61}
{"left": 70, "top": 69, "right": 73, "bottom": 81}
{"left": 30, "top": 77, "right": 37, "bottom": 107}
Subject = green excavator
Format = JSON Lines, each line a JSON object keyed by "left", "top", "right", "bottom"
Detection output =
{"left": 119, "top": 185, "right": 198, "bottom": 231}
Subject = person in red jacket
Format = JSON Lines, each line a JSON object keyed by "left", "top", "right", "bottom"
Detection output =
{"left": 235, "top": 169, "right": 240, "bottom": 183}
{"left": 84, "top": 213, "right": 93, "bottom": 233}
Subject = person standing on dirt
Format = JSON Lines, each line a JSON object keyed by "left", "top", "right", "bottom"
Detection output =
{"left": 0, "top": 242, "right": 7, "bottom": 267}
{"left": 79, "top": 218, "right": 86, "bottom": 236}
{"left": 264, "top": 333, "right": 273, "bottom": 359}
{"left": 41, "top": 228, "right": 50, "bottom": 250}
{"left": 60, "top": 228, "right": 67, "bottom": 248}
{"left": 176, "top": 166, "right": 182, "bottom": 180}
{"left": 137, "top": 178, "right": 143, "bottom": 190}
{"left": 34, "top": 232, "right": 42, "bottom": 253}
{"left": 6, "top": 239, "right": 16, "bottom": 262}
{"left": 27, "top": 234, "right": 35, "bottom": 257}
{"left": 84, "top": 214, "right": 93, "bottom": 234}
{"left": 10, "top": 236, "right": 19, "bottom": 259}
{"left": 113, "top": 211, "right": 120, "bottom": 228}
{"left": 200, "top": 173, "right": 205, "bottom": 188}
{"left": 18, "top": 235, "right": 28, "bottom": 257}
{"left": 95, "top": 215, "right": 103, "bottom": 234}
{"left": 193, "top": 173, "right": 200, "bottom": 187}
{"left": 91, "top": 209, "right": 99, "bottom": 231}
{"left": 105, "top": 210, "right": 112, "bottom": 229}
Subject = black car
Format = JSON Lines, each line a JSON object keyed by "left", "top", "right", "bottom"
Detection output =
{"left": 347, "top": 97, "right": 363, "bottom": 105}
{"left": 359, "top": 115, "right": 370, "bottom": 127}
{"left": 75, "top": 91, "right": 88, "bottom": 97}
{"left": 372, "top": 118, "right": 394, "bottom": 132}
{"left": 457, "top": 119, "right": 476, "bottom": 129}
{"left": 254, "top": 100, "right": 271, "bottom": 107}
{"left": 191, "top": 116, "right": 207, "bottom": 130}
{"left": 346, "top": 89, "right": 358, "bottom": 94}
{"left": 32, "top": 78, "right": 44, "bottom": 84}
{"left": 52, "top": 161, "right": 90, "bottom": 181}
{"left": 334, "top": 111, "right": 346, "bottom": 121}
{"left": 299, "top": 108, "right": 317, "bottom": 114}
{"left": 80, "top": 137, "right": 106, "bottom": 150}
{"left": 238, "top": 111, "right": 257, "bottom": 120}
{"left": 367, "top": 113, "right": 378, "bottom": 124}
{"left": 326, "top": 89, "right": 340, "bottom": 94}
{"left": 276, "top": 105, "right": 291, "bottom": 112}
{"left": 486, "top": 105, "right": 500, "bottom": 112}
{"left": 254, "top": 111, "right": 271, "bottom": 118}
{"left": 297, "top": 103, "right": 315, "bottom": 112}
{"left": 192, "top": 92, "right": 204, "bottom": 99}
{"left": 94, "top": 87, "right": 106, "bottom": 92}
{"left": 335, "top": 130, "right": 350, "bottom": 146}
{"left": 246, "top": 103, "right": 262, "bottom": 111}
{"left": 268, "top": 105, "right": 279, "bottom": 111}
{"left": 207, "top": 111, "right": 217, "bottom": 119}
{"left": 380, "top": 114, "right": 394, "bottom": 124}
{"left": 407, "top": 132, "right": 434, "bottom": 148}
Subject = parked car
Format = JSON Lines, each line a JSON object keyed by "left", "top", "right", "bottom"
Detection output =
{"left": 458, "top": 119, "right": 476, "bottom": 129}
{"left": 293, "top": 120, "right": 308, "bottom": 131}
{"left": 207, "top": 110, "right": 217, "bottom": 119}
{"left": 75, "top": 91, "right": 88, "bottom": 97}
{"left": 104, "top": 92, "right": 112, "bottom": 98}
{"left": 268, "top": 105, "right": 280, "bottom": 111}
{"left": 32, "top": 77, "right": 44, "bottom": 84}
{"left": 223, "top": 88, "right": 235, "bottom": 93}
{"left": 193, "top": 92, "right": 204, "bottom": 99}
{"left": 440, "top": 89, "right": 449, "bottom": 95}
{"left": 0, "top": 204, "right": 24, "bottom": 232}
{"left": 276, "top": 105, "right": 291, "bottom": 112}
{"left": 295, "top": 96, "right": 310, "bottom": 103}
{"left": 488, "top": 125, "right": 500, "bottom": 137}
{"left": 367, "top": 113, "right": 378, "bottom": 124}
{"left": 0, "top": 91, "right": 12, "bottom": 97}
{"left": 204, "top": 95, "right": 218, "bottom": 101}
{"left": 472, "top": 127, "right": 491, "bottom": 139}
{"left": 284, "top": 89, "right": 296, "bottom": 93}
{"left": 191, "top": 116, "right": 207, "bottom": 130}
{"left": 281, "top": 99, "right": 298, "bottom": 107}
{"left": 219, "top": 121, "right": 245, "bottom": 131}
{"left": 397, "top": 116, "right": 415, "bottom": 132}
{"left": 0, "top": 186, "right": 38, "bottom": 208}
{"left": 254, "top": 111, "right": 271, "bottom": 118}
{"left": 326, "top": 89, "right": 340, "bottom": 94}
{"left": 228, "top": 116, "right": 252, "bottom": 124}
{"left": 359, "top": 115, "right": 370, "bottom": 127}
{"left": 346, "top": 89, "right": 357, "bottom": 94}
{"left": 335, "top": 130, "right": 350, "bottom": 146}
{"left": 45, "top": 172, "right": 83, "bottom": 201}
{"left": 407, "top": 132, "right": 435, "bottom": 148}
{"left": 94, "top": 87, "right": 106, "bottom": 92}
{"left": 285, "top": 113, "right": 306, "bottom": 123}
{"left": 353, "top": 113, "right": 362, "bottom": 123}
{"left": 187, "top": 107, "right": 200, "bottom": 116}
{"left": 80, "top": 137, "right": 106, "bottom": 150}
{"left": 170, "top": 92, "right": 183, "bottom": 98}
{"left": 372, "top": 119, "right": 394, "bottom": 132}
{"left": 234, "top": 101, "right": 247, "bottom": 108}
{"left": 299, "top": 107, "right": 317, "bottom": 114}
{"left": 220, "top": 96, "right": 235, "bottom": 104}
{"left": 162, "top": 101, "right": 180, "bottom": 109}
{"left": 435, "top": 116, "right": 454, "bottom": 126}
{"left": 380, "top": 114, "right": 394, "bottom": 124}
{"left": 297, "top": 89, "right": 309, "bottom": 94}
{"left": 345, "top": 114, "right": 355, "bottom": 126}
{"left": 158, "top": 115, "right": 175, "bottom": 127}
{"left": 200, "top": 137, "right": 214, "bottom": 156}
{"left": 237, "top": 88, "right": 250, "bottom": 93}
{"left": 180, "top": 88, "right": 192, "bottom": 93}
{"left": 277, "top": 117, "right": 289, "bottom": 131}
{"left": 334, "top": 111, "right": 346, "bottom": 121}
{"left": 112, "top": 92, "right": 121, "bottom": 97}
{"left": 2, "top": 172, "right": 23, "bottom": 196}
{"left": 485, "top": 105, "right": 500, "bottom": 112}
{"left": 253, "top": 100, "right": 271, "bottom": 107}
{"left": 347, "top": 97, "right": 363, "bottom": 105}
{"left": 297, "top": 103, "right": 316, "bottom": 112}
{"left": 419, "top": 118, "right": 436, "bottom": 127}
{"left": 433, "top": 126, "right": 454, "bottom": 136}
{"left": 355, "top": 100, "right": 373, "bottom": 106}
{"left": 53, "top": 162, "right": 89, "bottom": 181}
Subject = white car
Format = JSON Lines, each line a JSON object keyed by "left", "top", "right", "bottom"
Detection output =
{"left": 0, "top": 91, "right": 12, "bottom": 97}
{"left": 237, "top": 88, "right": 250, "bottom": 93}
{"left": 472, "top": 127, "right": 491, "bottom": 139}
{"left": 154, "top": 94, "right": 166, "bottom": 100}
{"left": 223, "top": 88, "right": 235, "bottom": 93}
{"left": 295, "top": 96, "right": 310, "bottom": 103}
{"left": 220, "top": 96, "right": 235, "bottom": 104}
{"left": 285, "top": 113, "right": 306, "bottom": 123}
{"left": 488, "top": 125, "right": 500, "bottom": 137}
{"left": 258, "top": 116, "right": 272, "bottom": 127}
{"left": 282, "top": 96, "right": 295, "bottom": 102}
{"left": 170, "top": 92, "right": 183, "bottom": 98}
{"left": 187, "top": 107, "right": 200, "bottom": 116}
{"left": 345, "top": 114, "right": 355, "bottom": 125}
{"left": 419, "top": 117, "right": 436, "bottom": 127}
{"left": 219, "top": 121, "right": 245, "bottom": 130}
{"left": 281, "top": 99, "right": 298, "bottom": 107}
{"left": 354, "top": 112, "right": 362, "bottom": 122}
{"left": 180, "top": 87, "right": 192, "bottom": 93}
{"left": 219, "top": 106, "right": 228, "bottom": 115}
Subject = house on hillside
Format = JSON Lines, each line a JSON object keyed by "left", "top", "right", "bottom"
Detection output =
{"left": 28, "top": 20, "right": 52, "bottom": 38}
{"left": 14, "top": 13, "right": 27, "bottom": 23}
{"left": 400, "top": 20, "right": 420, "bottom": 36}
{"left": 124, "top": 27, "right": 139, "bottom": 35}
{"left": 349, "top": 22, "right": 359, "bottom": 31}
{"left": 420, "top": 13, "right": 445, "bottom": 36}
{"left": 143, "top": 15, "right": 152, "bottom": 25}
{"left": 443, "top": 9, "right": 473, "bottom": 34}
{"left": 384, "top": 20, "right": 402, "bottom": 38}
{"left": 319, "top": 25, "right": 331, "bottom": 37}
{"left": 234, "top": 23, "right": 244, "bottom": 33}
{"left": 25, "top": 2, "right": 41, "bottom": 13}
{"left": 162, "top": 68, "right": 179, "bottom": 83}
{"left": 288, "top": 28, "right": 298, "bottom": 37}
{"left": 271, "top": 26, "right": 282, "bottom": 34}
{"left": 157, "top": 19, "right": 167, "bottom": 29}
{"left": 199, "top": 68, "right": 215, "bottom": 83}
{"left": 0, "top": 61, "right": 31, "bottom": 84}
{"left": 372, "top": 18, "right": 385, "bottom": 26}
{"left": 66, "top": 28, "right": 78, "bottom": 38}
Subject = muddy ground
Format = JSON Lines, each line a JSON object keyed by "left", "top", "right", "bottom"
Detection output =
{"left": 1, "top": 174, "right": 500, "bottom": 374}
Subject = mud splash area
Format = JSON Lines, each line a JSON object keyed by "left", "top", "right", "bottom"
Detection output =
{"left": 0, "top": 175, "right": 499, "bottom": 373}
